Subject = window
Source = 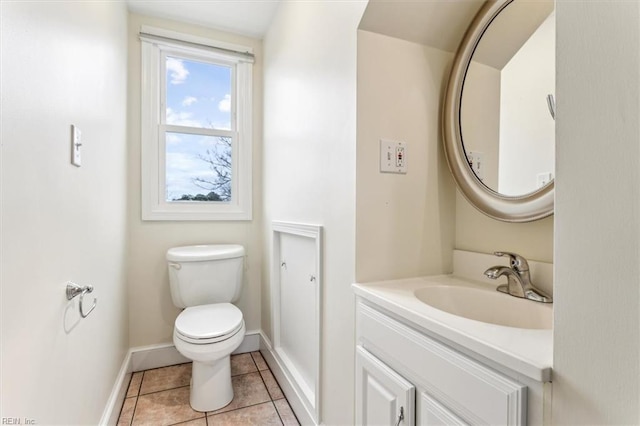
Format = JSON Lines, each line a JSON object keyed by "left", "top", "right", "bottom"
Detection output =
{"left": 140, "top": 28, "right": 253, "bottom": 220}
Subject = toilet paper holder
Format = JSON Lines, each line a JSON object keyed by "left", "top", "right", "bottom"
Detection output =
{"left": 66, "top": 282, "right": 97, "bottom": 318}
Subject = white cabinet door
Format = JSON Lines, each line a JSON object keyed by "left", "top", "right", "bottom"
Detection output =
{"left": 417, "top": 391, "right": 468, "bottom": 426}
{"left": 355, "top": 346, "right": 415, "bottom": 426}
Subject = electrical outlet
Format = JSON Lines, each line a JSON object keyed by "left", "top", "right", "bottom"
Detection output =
{"left": 396, "top": 146, "right": 405, "bottom": 168}
{"left": 537, "top": 172, "right": 553, "bottom": 188}
{"left": 380, "top": 139, "right": 407, "bottom": 174}
{"left": 466, "top": 151, "right": 484, "bottom": 181}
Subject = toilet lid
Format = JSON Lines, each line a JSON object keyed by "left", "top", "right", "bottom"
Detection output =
{"left": 175, "top": 303, "right": 243, "bottom": 341}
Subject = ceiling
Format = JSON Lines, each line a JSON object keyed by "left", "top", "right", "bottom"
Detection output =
{"left": 126, "top": 0, "right": 553, "bottom": 68}
{"left": 126, "top": 0, "right": 281, "bottom": 39}
{"left": 359, "top": 0, "right": 485, "bottom": 54}
{"left": 360, "top": 0, "right": 554, "bottom": 69}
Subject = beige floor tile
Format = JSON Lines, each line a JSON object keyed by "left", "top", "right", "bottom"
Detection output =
{"left": 208, "top": 402, "right": 282, "bottom": 426}
{"left": 126, "top": 372, "right": 143, "bottom": 398}
{"left": 173, "top": 418, "right": 207, "bottom": 426}
{"left": 231, "top": 353, "right": 258, "bottom": 376}
{"left": 208, "top": 372, "right": 271, "bottom": 415}
{"left": 117, "top": 397, "right": 137, "bottom": 426}
{"left": 132, "top": 386, "right": 203, "bottom": 426}
{"left": 250, "top": 351, "right": 268, "bottom": 371}
{"left": 274, "top": 399, "right": 299, "bottom": 426}
{"left": 140, "top": 363, "right": 191, "bottom": 395}
{"left": 260, "top": 369, "right": 284, "bottom": 400}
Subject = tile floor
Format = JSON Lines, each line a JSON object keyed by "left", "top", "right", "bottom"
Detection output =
{"left": 117, "top": 352, "right": 300, "bottom": 426}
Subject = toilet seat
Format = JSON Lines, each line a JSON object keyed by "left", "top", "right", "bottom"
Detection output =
{"left": 175, "top": 303, "right": 244, "bottom": 345}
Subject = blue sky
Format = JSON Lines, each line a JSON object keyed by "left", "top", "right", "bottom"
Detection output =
{"left": 164, "top": 56, "right": 232, "bottom": 201}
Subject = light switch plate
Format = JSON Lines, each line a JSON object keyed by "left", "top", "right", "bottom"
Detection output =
{"left": 71, "top": 125, "right": 82, "bottom": 167}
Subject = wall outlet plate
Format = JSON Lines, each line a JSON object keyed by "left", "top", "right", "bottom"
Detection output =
{"left": 380, "top": 139, "right": 407, "bottom": 174}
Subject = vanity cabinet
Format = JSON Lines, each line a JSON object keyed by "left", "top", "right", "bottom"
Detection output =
{"left": 355, "top": 299, "right": 529, "bottom": 425}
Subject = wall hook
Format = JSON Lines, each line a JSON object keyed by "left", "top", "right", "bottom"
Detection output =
{"left": 66, "top": 282, "right": 97, "bottom": 318}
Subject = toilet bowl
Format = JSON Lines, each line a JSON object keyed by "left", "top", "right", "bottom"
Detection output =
{"left": 166, "top": 244, "right": 245, "bottom": 412}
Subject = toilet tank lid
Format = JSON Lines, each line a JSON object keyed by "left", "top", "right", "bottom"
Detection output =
{"left": 166, "top": 244, "right": 245, "bottom": 262}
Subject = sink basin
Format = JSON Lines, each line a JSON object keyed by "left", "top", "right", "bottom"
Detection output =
{"left": 414, "top": 285, "right": 552, "bottom": 329}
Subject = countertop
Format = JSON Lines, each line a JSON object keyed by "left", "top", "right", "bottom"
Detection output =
{"left": 353, "top": 274, "right": 553, "bottom": 382}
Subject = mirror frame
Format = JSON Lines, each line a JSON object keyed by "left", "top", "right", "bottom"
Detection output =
{"left": 442, "top": 0, "right": 554, "bottom": 222}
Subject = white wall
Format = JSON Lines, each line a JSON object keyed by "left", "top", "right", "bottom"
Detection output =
{"left": 499, "top": 12, "right": 555, "bottom": 195}
{"left": 126, "top": 14, "right": 263, "bottom": 347}
{"left": 356, "top": 30, "right": 456, "bottom": 282}
{"left": 262, "top": 2, "right": 366, "bottom": 424}
{"left": 0, "top": 2, "right": 129, "bottom": 424}
{"left": 554, "top": 2, "right": 640, "bottom": 424}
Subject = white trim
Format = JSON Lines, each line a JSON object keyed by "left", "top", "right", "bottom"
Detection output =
{"left": 99, "top": 351, "right": 132, "bottom": 426}
{"left": 140, "top": 25, "right": 254, "bottom": 57}
{"left": 259, "top": 332, "right": 317, "bottom": 426}
{"left": 234, "top": 330, "right": 260, "bottom": 355}
{"left": 130, "top": 331, "right": 261, "bottom": 372}
{"left": 271, "top": 222, "right": 323, "bottom": 424}
{"left": 131, "top": 343, "right": 190, "bottom": 372}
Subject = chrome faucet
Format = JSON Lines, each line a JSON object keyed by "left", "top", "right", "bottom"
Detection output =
{"left": 484, "top": 251, "right": 552, "bottom": 303}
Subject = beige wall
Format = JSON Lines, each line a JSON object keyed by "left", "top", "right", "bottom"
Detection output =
{"left": 126, "top": 14, "right": 263, "bottom": 347}
{"left": 553, "top": 1, "right": 639, "bottom": 423}
{"left": 460, "top": 61, "right": 501, "bottom": 194}
{"left": 356, "top": 30, "right": 456, "bottom": 282}
{"left": 262, "top": 2, "right": 366, "bottom": 424}
{"left": 355, "top": 28, "right": 553, "bottom": 284}
{"left": 456, "top": 196, "right": 554, "bottom": 263}
{"left": 1, "top": 1, "right": 129, "bottom": 423}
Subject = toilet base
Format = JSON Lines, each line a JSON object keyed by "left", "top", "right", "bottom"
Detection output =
{"left": 190, "top": 356, "right": 233, "bottom": 412}
{"left": 172, "top": 315, "right": 245, "bottom": 412}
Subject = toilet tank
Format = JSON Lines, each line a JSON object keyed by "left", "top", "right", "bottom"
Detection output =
{"left": 166, "top": 244, "right": 244, "bottom": 308}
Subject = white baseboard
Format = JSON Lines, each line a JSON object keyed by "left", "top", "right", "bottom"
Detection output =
{"left": 259, "top": 331, "right": 317, "bottom": 425}
{"left": 99, "top": 331, "right": 261, "bottom": 425}
{"left": 99, "top": 350, "right": 132, "bottom": 426}
{"left": 234, "top": 329, "right": 261, "bottom": 355}
{"left": 130, "top": 330, "right": 260, "bottom": 372}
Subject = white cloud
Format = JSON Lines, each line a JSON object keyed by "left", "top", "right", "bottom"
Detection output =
{"left": 166, "top": 57, "right": 189, "bottom": 85}
{"left": 218, "top": 94, "right": 231, "bottom": 112}
{"left": 166, "top": 152, "right": 215, "bottom": 198}
{"left": 182, "top": 96, "right": 198, "bottom": 107}
{"left": 166, "top": 133, "right": 182, "bottom": 145}
{"left": 166, "top": 108, "right": 202, "bottom": 128}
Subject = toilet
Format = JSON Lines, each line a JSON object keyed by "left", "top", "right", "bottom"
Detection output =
{"left": 166, "top": 244, "right": 246, "bottom": 412}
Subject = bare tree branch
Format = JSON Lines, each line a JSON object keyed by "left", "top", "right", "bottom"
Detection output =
{"left": 189, "top": 137, "right": 232, "bottom": 201}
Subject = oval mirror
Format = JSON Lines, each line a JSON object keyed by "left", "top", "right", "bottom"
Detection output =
{"left": 442, "top": 0, "right": 555, "bottom": 222}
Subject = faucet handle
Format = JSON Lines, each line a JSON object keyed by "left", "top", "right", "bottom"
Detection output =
{"left": 494, "top": 251, "right": 530, "bottom": 272}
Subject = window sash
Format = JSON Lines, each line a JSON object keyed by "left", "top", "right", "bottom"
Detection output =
{"left": 159, "top": 48, "right": 238, "bottom": 132}
{"left": 159, "top": 129, "right": 239, "bottom": 205}
{"left": 141, "top": 32, "right": 252, "bottom": 221}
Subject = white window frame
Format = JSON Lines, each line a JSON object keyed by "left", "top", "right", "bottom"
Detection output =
{"left": 140, "top": 27, "right": 253, "bottom": 221}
